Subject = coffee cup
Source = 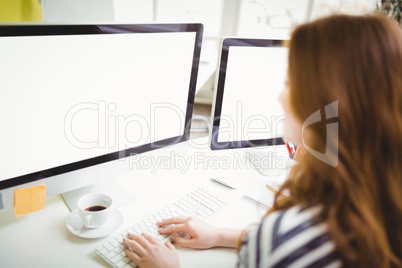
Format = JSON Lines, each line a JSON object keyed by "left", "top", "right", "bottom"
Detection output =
{"left": 77, "top": 193, "right": 113, "bottom": 229}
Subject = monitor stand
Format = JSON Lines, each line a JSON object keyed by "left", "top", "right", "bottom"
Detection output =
{"left": 61, "top": 180, "right": 137, "bottom": 212}
{"left": 246, "top": 145, "right": 296, "bottom": 177}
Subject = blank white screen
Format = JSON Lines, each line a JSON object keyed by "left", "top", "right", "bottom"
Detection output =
{"left": 217, "top": 46, "right": 287, "bottom": 142}
{"left": 0, "top": 32, "right": 196, "bottom": 181}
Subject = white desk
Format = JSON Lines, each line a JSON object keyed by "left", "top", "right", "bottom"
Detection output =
{"left": 0, "top": 137, "right": 286, "bottom": 268}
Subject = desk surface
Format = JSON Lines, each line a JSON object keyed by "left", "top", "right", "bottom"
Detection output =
{"left": 0, "top": 137, "right": 287, "bottom": 268}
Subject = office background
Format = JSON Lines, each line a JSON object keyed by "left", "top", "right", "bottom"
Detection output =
{"left": 0, "top": 0, "right": 381, "bottom": 129}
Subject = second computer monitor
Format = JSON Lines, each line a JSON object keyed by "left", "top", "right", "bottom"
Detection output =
{"left": 211, "top": 38, "right": 288, "bottom": 150}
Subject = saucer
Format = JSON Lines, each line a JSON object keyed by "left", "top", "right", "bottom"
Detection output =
{"left": 66, "top": 208, "right": 123, "bottom": 239}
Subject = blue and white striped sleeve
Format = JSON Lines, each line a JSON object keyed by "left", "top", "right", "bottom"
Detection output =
{"left": 236, "top": 205, "right": 342, "bottom": 268}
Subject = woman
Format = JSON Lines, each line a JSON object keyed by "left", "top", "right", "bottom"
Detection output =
{"left": 123, "top": 14, "right": 402, "bottom": 267}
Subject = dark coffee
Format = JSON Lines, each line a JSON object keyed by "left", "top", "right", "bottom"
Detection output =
{"left": 85, "top": 205, "right": 106, "bottom": 211}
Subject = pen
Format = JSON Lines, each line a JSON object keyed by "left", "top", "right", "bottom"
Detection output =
{"left": 285, "top": 142, "right": 291, "bottom": 154}
{"left": 266, "top": 184, "right": 278, "bottom": 194}
{"left": 293, "top": 146, "right": 300, "bottom": 159}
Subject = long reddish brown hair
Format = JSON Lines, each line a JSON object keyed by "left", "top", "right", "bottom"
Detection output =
{"left": 269, "top": 14, "right": 402, "bottom": 267}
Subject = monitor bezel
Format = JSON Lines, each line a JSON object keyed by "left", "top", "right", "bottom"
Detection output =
{"left": 0, "top": 23, "right": 203, "bottom": 190}
{"left": 210, "top": 37, "right": 286, "bottom": 150}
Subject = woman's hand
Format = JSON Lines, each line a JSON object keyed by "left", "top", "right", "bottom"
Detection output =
{"left": 123, "top": 233, "right": 179, "bottom": 268}
{"left": 158, "top": 216, "right": 243, "bottom": 249}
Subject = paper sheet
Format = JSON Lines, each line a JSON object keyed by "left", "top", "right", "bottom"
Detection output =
{"left": 244, "top": 185, "right": 276, "bottom": 209}
{"left": 14, "top": 184, "right": 46, "bottom": 217}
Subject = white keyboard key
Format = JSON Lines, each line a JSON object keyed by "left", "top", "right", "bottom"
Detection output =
{"left": 106, "top": 250, "right": 117, "bottom": 260}
{"left": 111, "top": 253, "right": 123, "bottom": 264}
{"left": 111, "top": 240, "right": 120, "bottom": 248}
{"left": 105, "top": 243, "right": 114, "bottom": 251}
{"left": 196, "top": 210, "right": 208, "bottom": 218}
{"left": 156, "top": 234, "right": 165, "bottom": 241}
{"left": 116, "top": 260, "right": 126, "bottom": 268}
{"left": 100, "top": 248, "right": 108, "bottom": 256}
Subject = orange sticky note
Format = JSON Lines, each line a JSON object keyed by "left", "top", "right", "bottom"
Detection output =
{"left": 14, "top": 184, "right": 46, "bottom": 217}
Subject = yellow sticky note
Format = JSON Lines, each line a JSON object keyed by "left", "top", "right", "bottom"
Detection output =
{"left": 14, "top": 184, "right": 46, "bottom": 217}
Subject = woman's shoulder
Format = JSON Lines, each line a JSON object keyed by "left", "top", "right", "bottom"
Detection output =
{"left": 237, "top": 205, "right": 342, "bottom": 268}
{"left": 264, "top": 204, "right": 325, "bottom": 237}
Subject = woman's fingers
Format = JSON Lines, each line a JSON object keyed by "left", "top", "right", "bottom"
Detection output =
{"left": 171, "top": 236, "right": 196, "bottom": 248}
{"left": 124, "top": 234, "right": 180, "bottom": 268}
{"left": 124, "top": 237, "right": 145, "bottom": 256}
{"left": 124, "top": 233, "right": 153, "bottom": 257}
{"left": 142, "top": 233, "right": 158, "bottom": 244}
{"left": 159, "top": 217, "right": 196, "bottom": 235}
{"left": 124, "top": 248, "right": 141, "bottom": 264}
{"left": 158, "top": 216, "right": 190, "bottom": 227}
{"left": 159, "top": 223, "right": 189, "bottom": 235}
{"left": 128, "top": 233, "right": 150, "bottom": 247}
{"left": 165, "top": 241, "right": 175, "bottom": 250}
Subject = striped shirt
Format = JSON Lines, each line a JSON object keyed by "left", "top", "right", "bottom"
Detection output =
{"left": 236, "top": 205, "right": 342, "bottom": 268}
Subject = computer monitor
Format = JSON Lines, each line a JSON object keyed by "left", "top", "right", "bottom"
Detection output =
{"left": 210, "top": 37, "right": 290, "bottom": 176}
{"left": 0, "top": 23, "right": 203, "bottom": 211}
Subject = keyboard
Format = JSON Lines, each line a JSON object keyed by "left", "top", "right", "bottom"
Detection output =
{"left": 96, "top": 188, "right": 228, "bottom": 268}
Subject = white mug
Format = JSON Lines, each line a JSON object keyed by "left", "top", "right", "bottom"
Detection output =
{"left": 77, "top": 193, "right": 113, "bottom": 229}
